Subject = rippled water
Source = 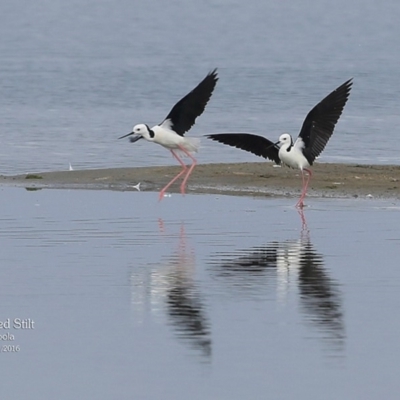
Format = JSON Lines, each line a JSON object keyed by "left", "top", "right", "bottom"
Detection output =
{"left": 1, "top": 188, "right": 400, "bottom": 398}
{"left": 1, "top": 0, "right": 400, "bottom": 175}
{"left": 1, "top": 0, "right": 400, "bottom": 397}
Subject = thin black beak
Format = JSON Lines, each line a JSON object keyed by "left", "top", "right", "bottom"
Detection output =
{"left": 118, "top": 132, "right": 143, "bottom": 143}
{"left": 118, "top": 132, "right": 134, "bottom": 139}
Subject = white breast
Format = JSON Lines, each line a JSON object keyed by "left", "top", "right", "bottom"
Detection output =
{"left": 279, "top": 146, "right": 310, "bottom": 170}
{"left": 151, "top": 126, "right": 184, "bottom": 148}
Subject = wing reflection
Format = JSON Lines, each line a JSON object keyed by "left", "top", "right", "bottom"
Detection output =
{"left": 130, "top": 221, "right": 211, "bottom": 359}
{"left": 209, "top": 212, "right": 344, "bottom": 350}
{"left": 165, "top": 268, "right": 211, "bottom": 357}
{"left": 297, "top": 241, "right": 344, "bottom": 343}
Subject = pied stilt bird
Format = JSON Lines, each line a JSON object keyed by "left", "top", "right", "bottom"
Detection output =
{"left": 119, "top": 69, "right": 218, "bottom": 200}
{"left": 207, "top": 79, "right": 352, "bottom": 208}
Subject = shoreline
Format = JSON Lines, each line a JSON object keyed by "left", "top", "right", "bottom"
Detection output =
{"left": 1, "top": 162, "right": 400, "bottom": 200}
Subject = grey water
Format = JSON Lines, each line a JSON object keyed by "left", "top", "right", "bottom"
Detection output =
{"left": 2, "top": 1, "right": 400, "bottom": 398}
{"left": 1, "top": 188, "right": 400, "bottom": 399}
{"left": 1, "top": 0, "right": 400, "bottom": 175}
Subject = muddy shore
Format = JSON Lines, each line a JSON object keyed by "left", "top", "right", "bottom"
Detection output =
{"left": 1, "top": 162, "right": 400, "bottom": 200}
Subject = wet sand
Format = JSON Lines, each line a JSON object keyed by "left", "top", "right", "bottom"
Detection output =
{"left": 1, "top": 162, "right": 400, "bottom": 200}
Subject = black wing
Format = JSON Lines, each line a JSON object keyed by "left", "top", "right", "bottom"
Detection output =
{"left": 298, "top": 79, "right": 353, "bottom": 164}
{"left": 206, "top": 133, "right": 281, "bottom": 164}
{"left": 160, "top": 69, "right": 218, "bottom": 136}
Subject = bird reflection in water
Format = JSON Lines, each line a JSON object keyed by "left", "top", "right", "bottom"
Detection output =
{"left": 209, "top": 209, "right": 345, "bottom": 351}
{"left": 130, "top": 219, "right": 211, "bottom": 359}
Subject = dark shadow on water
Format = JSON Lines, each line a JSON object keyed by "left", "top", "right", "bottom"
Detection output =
{"left": 208, "top": 209, "right": 345, "bottom": 353}
{"left": 162, "top": 223, "right": 211, "bottom": 359}
{"left": 130, "top": 220, "right": 211, "bottom": 360}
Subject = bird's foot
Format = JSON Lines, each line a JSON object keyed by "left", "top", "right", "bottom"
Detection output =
{"left": 159, "top": 190, "right": 173, "bottom": 201}
{"left": 179, "top": 184, "right": 186, "bottom": 196}
{"left": 158, "top": 190, "right": 166, "bottom": 202}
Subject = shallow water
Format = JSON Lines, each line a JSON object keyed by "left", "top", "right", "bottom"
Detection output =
{"left": 1, "top": 0, "right": 400, "bottom": 396}
{"left": 1, "top": 188, "right": 400, "bottom": 399}
{"left": 1, "top": 0, "right": 400, "bottom": 175}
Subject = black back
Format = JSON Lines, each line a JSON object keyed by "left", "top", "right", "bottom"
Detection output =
{"left": 161, "top": 69, "right": 218, "bottom": 136}
{"left": 299, "top": 79, "right": 352, "bottom": 164}
{"left": 206, "top": 133, "right": 281, "bottom": 164}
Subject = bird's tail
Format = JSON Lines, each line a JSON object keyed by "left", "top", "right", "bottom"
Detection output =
{"left": 181, "top": 137, "right": 201, "bottom": 153}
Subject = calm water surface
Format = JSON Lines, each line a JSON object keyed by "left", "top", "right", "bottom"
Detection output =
{"left": 0, "top": 0, "right": 400, "bottom": 175}
{"left": 0, "top": 188, "right": 400, "bottom": 399}
{"left": 1, "top": 0, "right": 400, "bottom": 398}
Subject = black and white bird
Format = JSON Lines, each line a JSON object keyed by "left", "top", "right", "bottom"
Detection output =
{"left": 207, "top": 79, "right": 352, "bottom": 208}
{"left": 119, "top": 69, "right": 218, "bottom": 200}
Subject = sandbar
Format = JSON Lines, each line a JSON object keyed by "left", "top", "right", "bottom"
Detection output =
{"left": 1, "top": 162, "right": 400, "bottom": 200}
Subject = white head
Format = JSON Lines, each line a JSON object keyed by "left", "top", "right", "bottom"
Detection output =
{"left": 119, "top": 123, "right": 155, "bottom": 143}
{"left": 277, "top": 133, "right": 293, "bottom": 149}
{"left": 131, "top": 124, "right": 155, "bottom": 141}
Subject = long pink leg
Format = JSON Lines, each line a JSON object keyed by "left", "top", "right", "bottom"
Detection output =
{"left": 177, "top": 145, "right": 197, "bottom": 195}
{"left": 158, "top": 150, "right": 187, "bottom": 201}
{"left": 296, "top": 171, "right": 307, "bottom": 208}
{"left": 296, "top": 168, "right": 312, "bottom": 208}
